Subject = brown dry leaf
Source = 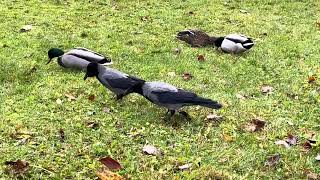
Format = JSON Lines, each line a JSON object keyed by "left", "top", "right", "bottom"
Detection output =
{"left": 308, "top": 76, "right": 317, "bottom": 83}
{"left": 286, "top": 134, "right": 298, "bottom": 146}
{"left": 182, "top": 72, "right": 192, "bottom": 81}
{"left": 178, "top": 163, "right": 192, "bottom": 171}
{"left": 143, "top": 145, "right": 162, "bottom": 156}
{"left": 305, "top": 169, "right": 319, "bottom": 180}
{"left": 307, "top": 172, "right": 318, "bottom": 180}
{"left": 20, "top": 25, "right": 32, "bottom": 32}
{"left": 197, "top": 54, "right": 205, "bottom": 62}
{"left": 244, "top": 118, "right": 266, "bottom": 132}
{"left": 275, "top": 134, "right": 298, "bottom": 148}
{"left": 65, "top": 93, "right": 76, "bottom": 101}
{"left": 5, "top": 160, "right": 29, "bottom": 174}
{"left": 99, "top": 157, "right": 122, "bottom": 171}
{"left": 303, "top": 141, "right": 312, "bottom": 151}
{"left": 97, "top": 168, "right": 123, "bottom": 180}
{"left": 88, "top": 94, "right": 95, "bottom": 101}
{"left": 265, "top": 154, "right": 280, "bottom": 167}
{"left": 261, "top": 85, "right": 273, "bottom": 95}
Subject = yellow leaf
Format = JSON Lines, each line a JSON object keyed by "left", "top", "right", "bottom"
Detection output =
{"left": 96, "top": 169, "right": 123, "bottom": 180}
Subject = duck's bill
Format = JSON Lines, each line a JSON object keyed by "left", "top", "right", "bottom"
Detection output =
{"left": 46, "top": 58, "right": 53, "bottom": 65}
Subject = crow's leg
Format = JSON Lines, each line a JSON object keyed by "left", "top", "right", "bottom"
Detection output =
{"left": 116, "top": 94, "right": 123, "bottom": 101}
{"left": 165, "top": 110, "right": 176, "bottom": 121}
{"left": 165, "top": 109, "right": 170, "bottom": 115}
{"left": 179, "top": 111, "right": 191, "bottom": 120}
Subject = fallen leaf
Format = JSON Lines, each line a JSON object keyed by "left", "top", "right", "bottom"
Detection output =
{"left": 88, "top": 94, "right": 95, "bottom": 101}
{"left": 5, "top": 160, "right": 29, "bottom": 174}
{"left": 244, "top": 118, "right": 266, "bottom": 132}
{"left": 143, "top": 145, "right": 162, "bottom": 156}
{"left": 59, "top": 129, "right": 65, "bottom": 142}
{"left": 218, "top": 157, "right": 228, "bottom": 163}
{"left": 308, "top": 76, "right": 317, "bottom": 83}
{"left": 56, "top": 98, "right": 62, "bottom": 104}
{"left": 86, "top": 121, "right": 99, "bottom": 129}
{"left": 97, "top": 168, "right": 123, "bottom": 180}
{"left": 315, "top": 154, "right": 320, "bottom": 161}
{"left": 173, "top": 48, "right": 181, "bottom": 54}
{"left": 306, "top": 172, "right": 318, "bottom": 180}
{"left": 222, "top": 133, "right": 233, "bottom": 142}
{"left": 20, "top": 25, "right": 32, "bottom": 32}
{"left": 265, "top": 154, "right": 280, "bottom": 167}
{"left": 303, "top": 141, "right": 312, "bottom": 151}
{"left": 182, "top": 72, "right": 192, "bottom": 81}
{"left": 140, "top": 16, "right": 150, "bottom": 22}
{"left": 99, "top": 157, "right": 122, "bottom": 171}
{"left": 275, "top": 140, "right": 290, "bottom": 148}
{"left": 65, "top": 93, "right": 76, "bottom": 101}
{"left": 178, "top": 163, "right": 192, "bottom": 171}
{"left": 240, "top": 9, "right": 249, "bottom": 14}
{"left": 236, "top": 94, "right": 246, "bottom": 100}
{"left": 286, "top": 134, "right": 298, "bottom": 146}
{"left": 87, "top": 111, "right": 96, "bottom": 116}
{"left": 102, "top": 107, "right": 110, "bottom": 113}
{"left": 206, "top": 113, "right": 223, "bottom": 121}
{"left": 261, "top": 85, "right": 273, "bottom": 95}
{"left": 167, "top": 72, "right": 176, "bottom": 77}
{"left": 197, "top": 54, "right": 205, "bottom": 62}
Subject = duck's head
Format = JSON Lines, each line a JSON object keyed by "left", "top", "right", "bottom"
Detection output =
{"left": 47, "top": 48, "right": 64, "bottom": 64}
{"left": 242, "top": 39, "right": 254, "bottom": 50}
{"left": 84, "top": 62, "right": 99, "bottom": 80}
{"left": 213, "top": 37, "right": 225, "bottom": 47}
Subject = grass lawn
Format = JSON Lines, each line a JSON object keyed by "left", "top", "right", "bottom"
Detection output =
{"left": 1, "top": 0, "right": 320, "bottom": 179}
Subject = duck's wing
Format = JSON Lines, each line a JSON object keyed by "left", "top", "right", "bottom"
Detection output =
{"left": 66, "top": 48, "right": 112, "bottom": 64}
{"left": 225, "top": 34, "right": 249, "bottom": 43}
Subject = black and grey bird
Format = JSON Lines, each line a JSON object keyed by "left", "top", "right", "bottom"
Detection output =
{"left": 84, "top": 62, "right": 145, "bottom": 100}
{"left": 129, "top": 81, "right": 222, "bottom": 119}
{"left": 47, "top": 47, "right": 112, "bottom": 71}
{"left": 177, "top": 30, "right": 254, "bottom": 53}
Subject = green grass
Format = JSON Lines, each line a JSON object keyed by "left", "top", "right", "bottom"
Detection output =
{"left": 1, "top": 0, "right": 320, "bottom": 179}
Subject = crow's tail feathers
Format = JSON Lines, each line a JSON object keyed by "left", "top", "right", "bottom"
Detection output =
{"left": 191, "top": 97, "right": 223, "bottom": 109}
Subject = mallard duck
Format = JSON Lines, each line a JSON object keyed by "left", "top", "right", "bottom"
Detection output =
{"left": 176, "top": 30, "right": 216, "bottom": 47}
{"left": 47, "top": 47, "right": 112, "bottom": 71}
{"left": 177, "top": 30, "right": 254, "bottom": 53}
{"left": 214, "top": 34, "right": 254, "bottom": 54}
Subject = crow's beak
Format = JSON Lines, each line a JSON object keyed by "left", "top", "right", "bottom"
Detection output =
{"left": 83, "top": 74, "right": 88, "bottom": 80}
{"left": 46, "top": 58, "right": 52, "bottom": 65}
